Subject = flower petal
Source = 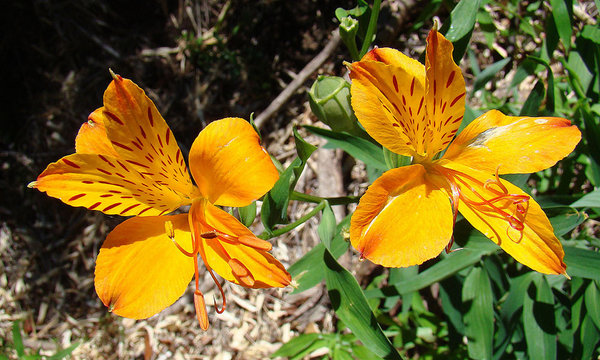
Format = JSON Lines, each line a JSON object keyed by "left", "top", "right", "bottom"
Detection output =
{"left": 424, "top": 28, "right": 466, "bottom": 157}
{"left": 188, "top": 118, "right": 279, "bottom": 207}
{"left": 440, "top": 160, "right": 567, "bottom": 275}
{"left": 189, "top": 199, "right": 290, "bottom": 288}
{"left": 443, "top": 110, "right": 581, "bottom": 174}
{"left": 101, "top": 74, "right": 196, "bottom": 199}
{"left": 75, "top": 108, "right": 119, "bottom": 157}
{"left": 349, "top": 48, "right": 426, "bottom": 156}
{"left": 32, "top": 153, "right": 186, "bottom": 216}
{"left": 94, "top": 214, "right": 195, "bottom": 319}
{"left": 350, "top": 164, "right": 453, "bottom": 267}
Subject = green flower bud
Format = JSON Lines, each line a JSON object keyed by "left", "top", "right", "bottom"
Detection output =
{"left": 308, "top": 75, "right": 357, "bottom": 133}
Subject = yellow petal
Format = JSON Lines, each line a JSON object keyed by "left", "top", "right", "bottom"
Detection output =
{"left": 188, "top": 118, "right": 279, "bottom": 207}
{"left": 443, "top": 110, "right": 581, "bottom": 174}
{"left": 349, "top": 48, "right": 426, "bottom": 156}
{"left": 32, "top": 153, "right": 186, "bottom": 216}
{"left": 439, "top": 160, "right": 567, "bottom": 275}
{"left": 94, "top": 214, "right": 195, "bottom": 319}
{"left": 424, "top": 28, "right": 466, "bottom": 157}
{"left": 189, "top": 199, "right": 290, "bottom": 288}
{"left": 75, "top": 108, "right": 119, "bottom": 157}
{"left": 350, "top": 164, "right": 453, "bottom": 267}
{"left": 101, "top": 74, "right": 196, "bottom": 199}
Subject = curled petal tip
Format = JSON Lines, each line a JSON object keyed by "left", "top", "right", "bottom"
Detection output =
{"left": 27, "top": 181, "right": 37, "bottom": 189}
{"left": 108, "top": 68, "right": 122, "bottom": 81}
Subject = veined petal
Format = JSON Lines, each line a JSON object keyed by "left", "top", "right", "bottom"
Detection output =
{"left": 349, "top": 48, "right": 426, "bottom": 156}
{"left": 75, "top": 108, "right": 119, "bottom": 157}
{"left": 440, "top": 160, "right": 566, "bottom": 275}
{"left": 350, "top": 164, "right": 453, "bottom": 267}
{"left": 424, "top": 28, "right": 466, "bottom": 157}
{"left": 31, "top": 153, "right": 187, "bottom": 216}
{"left": 101, "top": 74, "right": 195, "bottom": 199}
{"left": 94, "top": 214, "right": 195, "bottom": 319}
{"left": 443, "top": 110, "right": 581, "bottom": 174}
{"left": 188, "top": 118, "right": 279, "bottom": 207}
{"left": 189, "top": 199, "right": 290, "bottom": 288}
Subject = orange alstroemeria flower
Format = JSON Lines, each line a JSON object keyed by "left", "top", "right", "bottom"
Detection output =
{"left": 29, "top": 72, "right": 290, "bottom": 329}
{"left": 347, "top": 28, "right": 581, "bottom": 275}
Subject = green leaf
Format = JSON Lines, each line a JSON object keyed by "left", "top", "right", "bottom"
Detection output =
{"left": 584, "top": 280, "right": 600, "bottom": 330}
{"left": 472, "top": 57, "right": 511, "bottom": 94}
{"left": 564, "top": 247, "right": 600, "bottom": 281}
{"left": 12, "top": 321, "right": 24, "bottom": 358}
{"left": 47, "top": 342, "right": 81, "bottom": 360}
{"left": 238, "top": 201, "right": 257, "bottom": 228}
{"left": 520, "top": 80, "right": 545, "bottom": 116}
{"left": 549, "top": 0, "right": 573, "bottom": 51}
{"left": 549, "top": 210, "right": 587, "bottom": 237}
{"left": 526, "top": 56, "right": 556, "bottom": 113}
{"left": 271, "top": 333, "right": 326, "bottom": 359}
{"left": 442, "top": 0, "right": 482, "bottom": 63}
{"left": 500, "top": 272, "right": 537, "bottom": 323}
{"left": 365, "top": 239, "right": 496, "bottom": 299}
{"left": 581, "top": 24, "right": 600, "bottom": 44}
{"left": 261, "top": 128, "right": 316, "bottom": 233}
{"left": 318, "top": 202, "right": 336, "bottom": 250}
{"left": 462, "top": 266, "right": 494, "bottom": 360}
{"left": 523, "top": 275, "right": 557, "bottom": 360}
{"left": 288, "top": 215, "right": 351, "bottom": 294}
{"left": 304, "top": 125, "right": 386, "bottom": 169}
{"left": 580, "top": 316, "right": 600, "bottom": 359}
{"left": 323, "top": 249, "right": 402, "bottom": 359}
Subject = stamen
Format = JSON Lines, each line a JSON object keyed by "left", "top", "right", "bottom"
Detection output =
{"left": 207, "top": 268, "right": 226, "bottom": 314}
{"left": 193, "top": 290, "right": 209, "bottom": 330}
{"left": 165, "top": 220, "right": 194, "bottom": 257}
{"left": 228, "top": 258, "right": 255, "bottom": 287}
{"left": 236, "top": 235, "right": 272, "bottom": 251}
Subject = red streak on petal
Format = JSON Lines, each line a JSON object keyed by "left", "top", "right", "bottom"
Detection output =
{"left": 100, "top": 194, "right": 112, "bottom": 198}
{"left": 116, "top": 160, "right": 130, "bottom": 172}
{"left": 120, "top": 203, "right": 140, "bottom": 214}
{"left": 446, "top": 70, "right": 455, "bottom": 88}
{"left": 165, "top": 129, "right": 170, "bottom": 145}
{"left": 138, "top": 206, "right": 153, "bottom": 215}
{"left": 125, "top": 160, "right": 150, "bottom": 169}
{"left": 98, "top": 155, "right": 115, "bottom": 167}
{"left": 89, "top": 202, "right": 101, "bottom": 210}
{"left": 62, "top": 159, "right": 80, "bottom": 168}
{"left": 103, "top": 202, "right": 121, "bottom": 212}
{"left": 393, "top": 75, "right": 398, "bottom": 92}
{"left": 112, "top": 141, "right": 133, "bottom": 151}
{"left": 410, "top": 77, "right": 415, "bottom": 96}
{"left": 147, "top": 107, "right": 154, "bottom": 127}
{"left": 139, "top": 125, "right": 147, "bottom": 139}
{"left": 450, "top": 92, "right": 465, "bottom": 107}
{"left": 68, "top": 193, "right": 86, "bottom": 201}
{"left": 82, "top": 180, "right": 94, "bottom": 184}
{"left": 97, "top": 168, "right": 112, "bottom": 176}
{"left": 104, "top": 111, "right": 124, "bottom": 125}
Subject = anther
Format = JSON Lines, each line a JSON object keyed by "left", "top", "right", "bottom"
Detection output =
{"left": 193, "top": 290, "right": 210, "bottom": 330}
{"left": 237, "top": 235, "right": 272, "bottom": 251}
{"left": 228, "top": 258, "right": 255, "bottom": 287}
{"left": 166, "top": 220, "right": 194, "bottom": 257}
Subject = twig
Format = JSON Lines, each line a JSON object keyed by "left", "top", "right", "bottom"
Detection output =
{"left": 254, "top": 30, "right": 341, "bottom": 129}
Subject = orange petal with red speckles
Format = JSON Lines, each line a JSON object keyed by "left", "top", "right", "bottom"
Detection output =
{"left": 32, "top": 153, "right": 187, "bottom": 216}
{"left": 75, "top": 108, "right": 119, "bottom": 157}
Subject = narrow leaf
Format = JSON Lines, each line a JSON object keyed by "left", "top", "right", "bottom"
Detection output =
{"left": 462, "top": 266, "right": 494, "bottom": 360}
{"left": 523, "top": 275, "right": 557, "bottom": 360}
{"left": 443, "top": 0, "right": 482, "bottom": 62}
{"left": 472, "top": 57, "right": 511, "bottom": 94}
{"left": 564, "top": 246, "right": 600, "bottom": 281}
{"left": 238, "top": 201, "right": 257, "bottom": 228}
{"left": 323, "top": 249, "right": 402, "bottom": 359}
{"left": 549, "top": 0, "right": 573, "bottom": 51}
{"left": 570, "top": 189, "right": 600, "bottom": 208}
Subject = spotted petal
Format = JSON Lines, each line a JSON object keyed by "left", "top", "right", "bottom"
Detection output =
{"left": 443, "top": 110, "right": 581, "bottom": 174}
{"left": 95, "top": 214, "right": 195, "bottom": 319}
{"left": 349, "top": 47, "right": 426, "bottom": 156}
{"left": 189, "top": 199, "right": 291, "bottom": 288}
{"left": 32, "top": 153, "right": 187, "bottom": 216}
{"left": 188, "top": 118, "right": 279, "bottom": 207}
{"left": 101, "top": 74, "right": 195, "bottom": 199}
{"left": 441, "top": 160, "right": 567, "bottom": 275}
{"left": 350, "top": 164, "right": 453, "bottom": 267}
{"left": 424, "top": 27, "right": 466, "bottom": 157}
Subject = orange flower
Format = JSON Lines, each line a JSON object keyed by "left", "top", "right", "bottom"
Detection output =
{"left": 29, "top": 72, "right": 290, "bottom": 329}
{"left": 347, "top": 28, "right": 581, "bottom": 275}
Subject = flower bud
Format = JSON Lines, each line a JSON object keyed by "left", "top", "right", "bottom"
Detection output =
{"left": 308, "top": 75, "right": 357, "bottom": 133}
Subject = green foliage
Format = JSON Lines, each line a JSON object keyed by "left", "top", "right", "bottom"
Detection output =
{"left": 1, "top": 321, "right": 80, "bottom": 359}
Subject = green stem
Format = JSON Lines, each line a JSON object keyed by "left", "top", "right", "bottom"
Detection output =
{"left": 259, "top": 201, "right": 327, "bottom": 240}
{"left": 359, "top": 0, "right": 381, "bottom": 58}
{"left": 290, "top": 191, "right": 360, "bottom": 205}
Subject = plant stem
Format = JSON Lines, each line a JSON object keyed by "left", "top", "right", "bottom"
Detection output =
{"left": 290, "top": 191, "right": 360, "bottom": 205}
{"left": 359, "top": 0, "right": 382, "bottom": 58}
{"left": 260, "top": 201, "right": 327, "bottom": 239}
